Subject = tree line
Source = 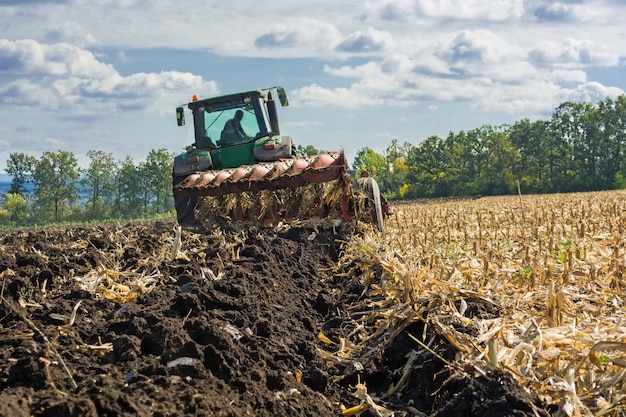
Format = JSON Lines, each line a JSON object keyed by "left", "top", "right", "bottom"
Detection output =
{"left": 350, "top": 95, "right": 626, "bottom": 199}
{"left": 1, "top": 149, "right": 174, "bottom": 226}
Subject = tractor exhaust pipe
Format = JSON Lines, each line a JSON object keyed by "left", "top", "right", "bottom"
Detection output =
{"left": 267, "top": 90, "right": 280, "bottom": 135}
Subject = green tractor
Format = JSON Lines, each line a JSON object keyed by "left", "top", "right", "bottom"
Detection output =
{"left": 172, "top": 87, "right": 390, "bottom": 230}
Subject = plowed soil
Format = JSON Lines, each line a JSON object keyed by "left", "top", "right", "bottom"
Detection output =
{"left": 0, "top": 219, "right": 551, "bottom": 416}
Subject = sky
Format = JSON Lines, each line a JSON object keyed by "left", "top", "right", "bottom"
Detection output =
{"left": 0, "top": 0, "right": 625, "bottom": 172}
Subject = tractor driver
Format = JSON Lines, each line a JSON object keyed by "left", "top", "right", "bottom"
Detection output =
{"left": 220, "top": 109, "right": 249, "bottom": 146}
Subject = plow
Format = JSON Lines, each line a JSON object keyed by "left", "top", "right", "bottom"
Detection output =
{"left": 172, "top": 87, "right": 391, "bottom": 230}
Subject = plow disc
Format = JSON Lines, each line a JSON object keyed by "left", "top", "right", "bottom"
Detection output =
{"left": 174, "top": 152, "right": 347, "bottom": 197}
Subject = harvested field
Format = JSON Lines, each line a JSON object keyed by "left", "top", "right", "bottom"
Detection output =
{"left": 1, "top": 191, "right": 625, "bottom": 416}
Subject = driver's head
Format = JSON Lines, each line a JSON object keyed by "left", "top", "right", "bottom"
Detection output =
{"left": 235, "top": 110, "right": 243, "bottom": 121}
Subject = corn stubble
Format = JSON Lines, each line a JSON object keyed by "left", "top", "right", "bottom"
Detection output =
{"left": 329, "top": 191, "right": 626, "bottom": 416}
{"left": 195, "top": 178, "right": 378, "bottom": 227}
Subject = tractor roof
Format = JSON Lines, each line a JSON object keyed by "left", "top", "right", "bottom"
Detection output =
{"left": 187, "top": 90, "right": 264, "bottom": 111}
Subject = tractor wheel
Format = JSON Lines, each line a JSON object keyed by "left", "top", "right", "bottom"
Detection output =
{"left": 173, "top": 175, "right": 197, "bottom": 227}
{"left": 355, "top": 176, "right": 385, "bottom": 232}
{"left": 369, "top": 178, "right": 385, "bottom": 233}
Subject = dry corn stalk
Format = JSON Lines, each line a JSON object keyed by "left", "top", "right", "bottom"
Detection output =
{"left": 324, "top": 191, "right": 626, "bottom": 415}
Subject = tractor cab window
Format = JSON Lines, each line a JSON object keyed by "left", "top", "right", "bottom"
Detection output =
{"left": 216, "top": 107, "right": 257, "bottom": 146}
{"left": 193, "top": 95, "right": 271, "bottom": 149}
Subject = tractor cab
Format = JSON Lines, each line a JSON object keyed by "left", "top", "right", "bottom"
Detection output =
{"left": 175, "top": 88, "right": 291, "bottom": 170}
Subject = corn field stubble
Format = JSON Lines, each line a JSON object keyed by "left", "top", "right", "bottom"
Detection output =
{"left": 335, "top": 191, "right": 626, "bottom": 416}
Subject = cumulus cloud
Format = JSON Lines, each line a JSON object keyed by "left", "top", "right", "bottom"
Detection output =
{"left": 549, "top": 69, "right": 588, "bottom": 84}
{"left": 0, "top": 39, "right": 218, "bottom": 115}
{"left": 46, "top": 71, "right": 217, "bottom": 114}
{"left": 528, "top": 38, "right": 619, "bottom": 68}
{"left": 291, "top": 83, "right": 382, "bottom": 109}
{"left": 335, "top": 28, "right": 393, "bottom": 53}
{"left": 557, "top": 81, "right": 624, "bottom": 104}
{"left": 254, "top": 19, "right": 341, "bottom": 54}
{"left": 530, "top": 1, "right": 598, "bottom": 22}
{"left": 378, "top": 0, "right": 416, "bottom": 21}
{"left": 380, "top": 54, "right": 416, "bottom": 74}
{"left": 435, "top": 30, "right": 523, "bottom": 76}
{"left": 415, "top": 0, "right": 525, "bottom": 21}
{"left": 371, "top": 0, "right": 526, "bottom": 22}
{"left": 0, "top": 80, "right": 58, "bottom": 107}
{"left": 0, "top": 39, "right": 115, "bottom": 77}
{"left": 532, "top": 3, "right": 578, "bottom": 21}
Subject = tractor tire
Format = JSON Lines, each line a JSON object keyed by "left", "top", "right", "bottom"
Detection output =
{"left": 173, "top": 174, "right": 197, "bottom": 227}
{"left": 355, "top": 177, "right": 385, "bottom": 232}
{"left": 369, "top": 178, "right": 385, "bottom": 233}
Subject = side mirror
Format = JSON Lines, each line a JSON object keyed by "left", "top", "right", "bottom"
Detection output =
{"left": 176, "top": 107, "right": 185, "bottom": 126}
{"left": 276, "top": 87, "right": 289, "bottom": 107}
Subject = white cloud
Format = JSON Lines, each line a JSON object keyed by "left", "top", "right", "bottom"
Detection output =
{"left": 380, "top": 54, "right": 416, "bottom": 74}
{"left": 0, "top": 39, "right": 115, "bottom": 77}
{"left": 529, "top": 38, "right": 620, "bottom": 68}
{"left": 436, "top": 30, "right": 523, "bottom": 72}
{"left": 0, "top": 80, "right": 58, "bottom": 107}
{"left": 254, "top": 19, "right": 342, "bottom": 56}
{"left": 377, "top": 0, "right": 417, "bottom": 21}
{"left": 292, "top": 84, "right": 380, "bottom": 108}
{"left": 415, "top": 0, "right": 525, "bottom": 21}
{"left": 0, "top": 38, "right": 218, "bottom": 114}
{"left": 557, "top": 82, "right": 625, "bottom": 104}
{"left": 549, "top": 69, "right": 588, "bottom": 84}
{"left": 530, "top": 2, "right": 602, "bottom": 23}
{"left": 335, "top": 28, "right": 394, "bottom": 53}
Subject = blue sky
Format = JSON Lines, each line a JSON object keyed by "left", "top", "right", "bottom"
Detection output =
{"left": 0, "top": 0, "right": 625, "bottom": 171}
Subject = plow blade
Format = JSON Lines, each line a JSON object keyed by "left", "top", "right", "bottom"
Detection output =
{"left": 173, "top": 152, "right": 347, "bottom": 197}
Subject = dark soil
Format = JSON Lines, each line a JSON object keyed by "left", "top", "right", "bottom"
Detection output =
{"left": 0, "top": 219, "right": 551, "bottom": 416}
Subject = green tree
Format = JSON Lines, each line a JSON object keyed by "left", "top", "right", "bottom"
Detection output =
{"left": 405, "top": 135, "right": 447, "bottom": 197}
{"left": 351, "top": 147, "right": 392, "bottom": 194}
{"left": 547, "top": 102, "right": 582, "bottom": 192}
{"left": 143, "top": 148, "right": 174, "bottom": 214}
{"left": 352, "top": 147, "right": 387, "bottom": 177}
{"left": 2, "top": 193, "right": 29, "bottom": 224}
{"left": 32, "top": 151, "right": 80, "bottom": 223}
{"left": 297, "top": 144, "right": 320, "bottom": 156}
{"left": 5, "top": 152, "right": 36, "bottom": 196}
{"left": 113, "top": 156, "right": 142, "bottom": 218}
{"left": 82, "top": 150, "right": 116, "bottom": 220}
{"left": 597, "top": 96, "right": 626, "bottom": 189}
{"left": 508, "top": 119, "right": 552, "bottom": 193}
{"left": 475, "top": 125, "right": 519, "bottom": 195}
{"left": 382, "top": 139, "right": 410, "bottom": 197}
{"left": 444, "top": 130, "right": 484, "bottom": 196}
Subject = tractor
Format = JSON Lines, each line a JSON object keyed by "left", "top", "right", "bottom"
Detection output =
{"left": 172, "top": 87, "right": 390, "bottom": 230}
